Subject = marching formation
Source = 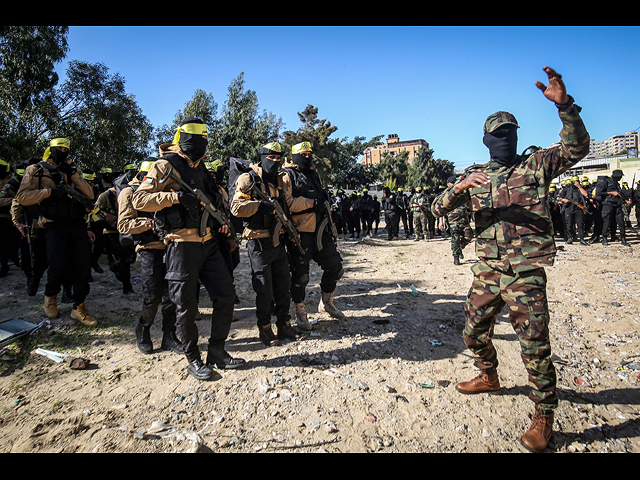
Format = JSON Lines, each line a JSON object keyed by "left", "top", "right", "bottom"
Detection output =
{"left": 0, "top": 66, "right": 614, "bottom": 452}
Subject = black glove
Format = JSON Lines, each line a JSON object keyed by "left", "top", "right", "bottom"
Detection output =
{"left": 257, "top": 201, "right": 274, "bottom": 215}
{"left": 57, "top": 161, "right": 75, "bottom": 177}
{"left": 49, "top": 187, "right": 67, "bottom": 199}
{"left": 178, "top": 191, "right": 200, "bottom": 210}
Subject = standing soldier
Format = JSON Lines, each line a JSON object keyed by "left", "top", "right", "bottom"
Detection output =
{"left": 382, "top": 186, "right": 400, "bottom": 240}
{"left": 131, "top": 117, "right": 245, "bottom": 380}
{"left": 15, "top": 138, "right": 98, "bottom": 326}
{"left": 282, "top": 142, "right": 345, "bottom": 329}
{"left": 360, "top": 188, "right": 373, "bottom": 237}
{"left": 445, "top": 176, "right": 473, "bottom": 265}
{"left": 410, "top": 187, "right": 427, "bottom": 240}
{"left": 557, "top": 176, "right": 589, "bottom": 245}
{"left": 230, "top": 142, "right": 308, "bottom": 343}
{"left": 599, "top": 170, "right": 629, "bottom": 246}
{"left": 432, "top": 67, "right": 589, "bottom": 452}
{"left": 117, "top": 158, "right": 182, "bottom": 354}
{"left": 396, "top": 187, "right": 411, "bottom": 238}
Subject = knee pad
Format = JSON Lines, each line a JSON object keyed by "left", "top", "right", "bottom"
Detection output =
{"left": 294, "top": 273, "right": 309, "bottom": 289}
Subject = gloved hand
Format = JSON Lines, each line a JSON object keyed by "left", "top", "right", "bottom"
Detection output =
{"left": 57, "top": 161, "right": 75, "bottom": 177}
{"left": 314, "top": 199, "right": 326, "bottom": 213}
{"left": 49, "top": 187, "right": 68, "bottom": 198}
{"left": 178, "top": 191, "right": 200, "bottom": 210}
{"left": 257, "top": 201, "right": 275, "bottom": 215}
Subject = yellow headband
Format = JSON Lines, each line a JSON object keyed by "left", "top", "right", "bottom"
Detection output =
{"left": 43, "top": 137, "right": 71, "bottom": 160}
{"left": 171, "top": 122, "right": 208, "bottom": 145}
{"left": 292, "top": 142, "right": 312, "bottom": 154}
{"left": 263, "top": 142, "right": 283, "bottom": 153}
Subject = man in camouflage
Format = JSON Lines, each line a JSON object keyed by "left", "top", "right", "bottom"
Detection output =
{"left": 432, "top": 67, "right": 590, "bottom": 452}
{"left": 445, "top": 175, "right": 473, "bottom": 265}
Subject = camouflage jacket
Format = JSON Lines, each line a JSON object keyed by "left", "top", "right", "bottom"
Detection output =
{"left": 432, "top": 105, "right": 589, "bottom": 273}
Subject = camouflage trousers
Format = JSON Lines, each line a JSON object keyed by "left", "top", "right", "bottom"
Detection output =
{"left": 463, "top": 262, "right": 557, "bottom": 413}
{"left": 449, "top": 222, "right": 473, "bottom": 256}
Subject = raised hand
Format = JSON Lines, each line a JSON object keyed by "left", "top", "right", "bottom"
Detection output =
{"left": 535, "top": 66, "right": 569, "bottom": 105}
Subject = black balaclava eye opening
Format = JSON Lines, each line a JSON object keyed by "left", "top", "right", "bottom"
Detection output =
{"left": 483, "top": 127, "right": 518, "bottom": 166}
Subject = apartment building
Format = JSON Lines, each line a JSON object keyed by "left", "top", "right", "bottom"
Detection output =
{"left": 590, "top": 131, "right": 638, "bottom": 157}
{"left": 361, "top": 134, "right": 429, "bottom": 166}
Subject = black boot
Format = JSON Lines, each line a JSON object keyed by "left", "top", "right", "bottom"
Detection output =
{"left": 621, "top": 236, "right": 630, "bottom": 246}
{"left": 161, "top": 330, "right": 184, "bottom": 353}
{"left": 579, "top": 237, "right": 589, "bottom": 246}
{"left": 187, "top": 358, "right": 213, "bottom": 380}
{"left": 135, "top": 321, "right": 153, "bottom": 354}
{"left": 603, "top": 237, "right": 609, "bottom": 246}
{"left": 277, "top": 321, "right": 305, "bottom": 342}
{"left": 453, "top": 255, "right": 460, "bottom": 265}
{"left": 259, "top": 324, "right": 280, "bottom": 347}
{"left": 206, "top": 349, "right": 246, "bottom": 370}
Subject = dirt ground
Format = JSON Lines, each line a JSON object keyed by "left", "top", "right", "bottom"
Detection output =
{"left": 0, "top": 218, "right": 639, "bottom": 453}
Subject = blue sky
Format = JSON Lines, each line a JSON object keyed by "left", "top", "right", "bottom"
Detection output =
{"left": 58, "top": 26, "right": 640, "bottom": 170}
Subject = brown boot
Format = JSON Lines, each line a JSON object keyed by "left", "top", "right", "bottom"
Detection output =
{"left": 521, "top": 410, "right": 554, "bottom": 452}
{"left": 70, "top": 303, "right": 98, "bottom": 327}
{"left": 455, "top": 371, "right": 501, "bottom": 394}
{"left": 44, "top": 295, "right": 58, "bottom": 319}
{"left": 318, "top": 291, "right": 346, "bottom": 319}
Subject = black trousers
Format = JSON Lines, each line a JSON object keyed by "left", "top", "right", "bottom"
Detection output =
{"left": 247, "top": 236, "right": 291, "bottom": 328}
{"left": 138, "top": 248, "right": 177, "bottom": 331}
{"left": 44, "top": 220, "right": 91, "bottom": 307}
{"left": 289, "top": 230, "right": 343, "bottom": 304}
{"left": 602, "top": 203, "right": 626, "bottom": 239}
{"left": 164, "top": 239, "right": 235, "bottom": 361}
{"left": 0, "top": 218, "right": 18, "bottom": 271}
{"left": 564, "top": 208, "right": 585, "bottom": 240}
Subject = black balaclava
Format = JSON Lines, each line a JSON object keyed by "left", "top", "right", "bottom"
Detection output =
{"left": 292, "top": 152, "right": 312, "bottom": 173}
{"left": 483, "top": 126, "right": 518, "bottom": 166}
{"left": 49, "top": 147, "right": 69, "bottom": 166}
{"left": 178, "top": 117, "right": 208, "bottom": 161}
{"left": 258, "top": 146, "right": 280, "bottom": 181}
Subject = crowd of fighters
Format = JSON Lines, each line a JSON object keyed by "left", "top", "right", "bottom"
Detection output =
{"left": 0, "top": 65, "right": 629, "bottom": 452}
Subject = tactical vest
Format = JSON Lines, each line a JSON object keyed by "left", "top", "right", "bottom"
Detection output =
{"left": 153, "top": 153, "right": 220, "bottom": 235}
{"left": 36, "top": 162, "right": 87, "bottom": 223}
{"left": 283, "top": 167, "right": 327, "bottom": 218}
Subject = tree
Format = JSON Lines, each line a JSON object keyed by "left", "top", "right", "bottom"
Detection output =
{"left": 284, "top": 105, "right": 338, "bottom": 184}
{"left": 52, "top": 61, "right": 153, "bottom": 171}
{"left": 0, "top": 26, "right": 69, "bottom": 162}
{"left": 153, "top": 88, "right": 220, "bottom": 154}
{"left": 377, "top": 150, "right": 410, "bottom": 187}
{"left": 212, "top": 72, "right": 283, "bottom": 163}
{"left": 329, "top": 135, "right": 383, "bottom": 189}
{"left": 407, "top": 146, "right": 455, "bottom": 188}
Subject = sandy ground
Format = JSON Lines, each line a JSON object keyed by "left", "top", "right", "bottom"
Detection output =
{"left": 0, "top": 219, "right": 639, "bottom": 453}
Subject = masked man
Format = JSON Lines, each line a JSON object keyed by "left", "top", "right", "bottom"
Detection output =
{"left": 132, "top": 117, "right": 244, "bottom": 381}
{"left": 230, "top": 142, "right": 310, "bottom": 345}
{"left": 282, "top": 142, "right": 345, "bottom": 330}
{"left": 432, "top": 67, "right": 590, "bottom": 452}
{"left": 15, "top": 138, "right": 97, "bottom": 326}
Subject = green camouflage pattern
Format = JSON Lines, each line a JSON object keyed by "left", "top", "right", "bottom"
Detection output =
{"left": 483, "top": 111, "right": 519, "bottom": 134}
{"left": 464, "top": 262, "right": 558, "bottom": 413}
{"left": 448, "top": 204, "right": 473, "bottom": 255}
{"left": 432, "top": 105, "right": 590, "bottom": 273}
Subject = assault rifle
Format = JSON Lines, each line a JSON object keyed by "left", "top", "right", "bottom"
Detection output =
{"left": 57, "top": 182, "right": 118, "bottom": 230}
{"left": 244, "top": 177, "right": 305, "bottom": 255}
{"left": 159, "top": 166, "right": 236, "bottom": 239}
{"left": 316, "top": 199, "right": 338, "bottom": 251}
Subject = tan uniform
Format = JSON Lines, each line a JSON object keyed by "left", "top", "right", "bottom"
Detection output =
{"left": 131, "top": 144, "right": 214, "bottom": 244}
{"left": 230, "top": 163, "right": 313, "bottom": 239}
{"left": 117, "top": 177, "right": 165, "bottom": 252}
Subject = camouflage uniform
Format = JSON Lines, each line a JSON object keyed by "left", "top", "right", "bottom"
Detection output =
{"left": 410, "top": 188, "right": 428, "bottom": 240}
{"left": 432, "top": 105, "right": 589, "bottom": 414}
{"left": 448, "top": 203, "right": 473, "bottom": 257}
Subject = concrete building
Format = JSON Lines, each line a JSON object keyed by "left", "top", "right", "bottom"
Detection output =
{"left": 362, "top": 134, "right": 429, "bottom": 166}
{"left": 590, "top": 131, "right": 638, "bottom": 157}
